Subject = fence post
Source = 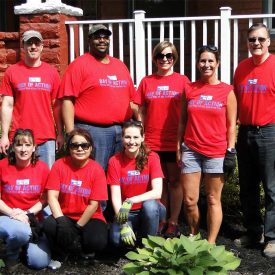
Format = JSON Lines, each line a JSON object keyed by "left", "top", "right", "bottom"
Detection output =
{"left": 133, "top": 10, "right": 146, "bottom": 87}
{"left": 220, "top": 7, "right": 232, "bottom": 84}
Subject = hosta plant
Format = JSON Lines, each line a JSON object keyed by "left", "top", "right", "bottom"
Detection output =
{"left": 123, "top": 234, "right": 241, "bottom": 275}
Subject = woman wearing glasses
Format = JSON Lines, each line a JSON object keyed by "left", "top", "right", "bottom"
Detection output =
{"left": 0, "top": 128, "right": 50, "bottom": 271}
{"left": 132, "top": 41, "right": 190, "bottom": 238}
{"left": 177, "top": 45, "right": 237, "bottom": 244}
{"left": 107, "top": 119, "right": 165, "bottom": 247}
{"left": 43, "top": 128, "right": 108, "bottom": 266}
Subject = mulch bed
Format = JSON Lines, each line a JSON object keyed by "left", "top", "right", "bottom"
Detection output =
{"left": 1, "top": 217, "right": 275, "bottom": 274}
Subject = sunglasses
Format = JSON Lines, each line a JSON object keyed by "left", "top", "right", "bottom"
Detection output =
{"left": 155, "top": 53, "right": 174, "bottom": 60}
{"left": 69, "top": 143, "right": 91, "bottom": 151}
{"left": 198, "top": 45, "right": 218, "bottom": 53}
{"left": 248, "top": 37, "right": 267, "bottom": 43}
{"left": 92, "top": 33, "right": 110, "bottom": 40}
{"left": 123, "top": 119, "right": 143, "bottom": 128}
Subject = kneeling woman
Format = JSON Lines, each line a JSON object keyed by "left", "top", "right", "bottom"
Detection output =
{"left": 43, "top": 128, "right": 108, "bottom": 263}
{"left": 108, "top": 120, "right": 166, "bottom": 247}
{"left": 0, "top": 129, "right": 50, "bottom": 271}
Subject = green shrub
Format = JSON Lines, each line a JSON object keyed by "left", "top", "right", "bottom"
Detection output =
{"left": 123, "top": 234, "right": 240, "bottom": 275}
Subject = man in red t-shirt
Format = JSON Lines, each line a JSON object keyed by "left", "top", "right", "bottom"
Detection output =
{"left": 0, "top": 30, "right": 63, "bottom": 168}
{"left": 59, "top": 24, "right": 135, "bottom": 172}
{"left": 234, "top": 23, "right": 275, "bottom": 258}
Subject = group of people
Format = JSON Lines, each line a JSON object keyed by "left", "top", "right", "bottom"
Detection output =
{"left": 0, "top": 21, "right": 274, "bottom": 272}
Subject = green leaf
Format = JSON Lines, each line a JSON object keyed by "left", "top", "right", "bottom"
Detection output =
{"left": 163, "top": 238, "right": 175, "bottom": 253}
{"left": 0, "top": 259, "right": 5, "bottom": 268}
{"left": 186, "top": 266, "right": 204, "bottom": 275}
{"left": 125, "top": 251, "right": 150, "bottom": 261}
{"left": 210, "top": 245, "right": 225, "bottom": 259}
{"left": 147, "top": 235, "right": 166, "bottom": 246}
{"left": 137, "top": 247, "right": 152, "bottom": 256}
{"left": 123, "top": 262, "right": 144, "bottom": 275}
{"left": 222, "top": 258, "right": 241, "bottom": 270}
{"left": 136, "top": 271, "right": 150, "bottom": 275}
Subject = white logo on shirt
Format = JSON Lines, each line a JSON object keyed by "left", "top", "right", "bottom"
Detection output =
{"left": 157, "top": 86, "right": 169, "bottom": 91}
{"left": 70, "top": 179, "right": 82, "bottom": 187}
{"left": 200, "top": 95, "right": 213, "bottom": 100}
{"left": 127, "top": 170, "right": 140, "bottom": 176}
{"left": 16, "top": 179, "right": 30, "bottom": 185}
{"left": 29, "top": 77, "right": 41, "bottom": 82}
{"left": 107, "top": 75, "right": 117, "bottom": 81}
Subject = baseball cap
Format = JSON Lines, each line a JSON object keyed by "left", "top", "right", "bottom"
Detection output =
{"left": 88, "top": 24, "right": 112, "bottom": 37}
{"left": 22, "top": 30, "right": 43, "bottom": 43}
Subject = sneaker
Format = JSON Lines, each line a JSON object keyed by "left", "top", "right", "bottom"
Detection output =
{"left": 48, "top": 259, "right": 62, "bottom": 270}
{"left": 234, "top": 234, "right": 264, "bottom": 248}
{"left": 263, "top": 242, "right": 275, "bottom": 258}
{"left": 157, "top": 221, "right": 168, "bottom": 237}
{"left": 164, "top": 223, "right": 180, "bottom": 238}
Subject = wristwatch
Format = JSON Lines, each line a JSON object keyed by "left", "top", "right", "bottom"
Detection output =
{"left": 227, "top": 148, "right": 236, "bottom": 153}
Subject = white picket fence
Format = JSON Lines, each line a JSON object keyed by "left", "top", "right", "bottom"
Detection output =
{"left": 65, "top": 7, "right": 275, "bottom": 86}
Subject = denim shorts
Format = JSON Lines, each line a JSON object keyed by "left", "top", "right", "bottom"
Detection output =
{"left": 181, "top": 143, "right": 224, "bottom": 174}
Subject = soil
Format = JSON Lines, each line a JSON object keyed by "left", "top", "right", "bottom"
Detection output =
{"left": 1, "top": 216, "right": 275, "bottom": 275}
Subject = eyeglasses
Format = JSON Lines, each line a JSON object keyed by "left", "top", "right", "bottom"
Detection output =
{"left": 198, "top": 45, "right": 218, "bottom": 53}
{"left": 92, "top": 33, "right": 110, "bottom": 40}
{"left": 69, "top": 143, "right": 91, "bottom": 151}
{"left": 248, "top": 37, "right": 268, "bottom": 43}
{"left": 155, "top": 53, "right": 174, "bottom": 60}
{"left": 123, "top": 119, "right": 143, "bottom": 128}
{"left": 25, "top": 40, "right": 42, "bottom": 46}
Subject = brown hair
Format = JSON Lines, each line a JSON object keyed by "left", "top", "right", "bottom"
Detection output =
{"left": 196, "top": 45, "right": 220, "bottom": 63}
{"left": 8, "top": 128, "right": 39, "bottom": 166}
{"left": 122, "top": 119, "right": 151, "bottom": 171}
{"left": 152, "top": 41, "right": 179, "bottom": 65}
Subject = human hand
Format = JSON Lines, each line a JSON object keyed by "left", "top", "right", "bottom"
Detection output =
{"left": 120, "top": 222, "right": 136, "bottom": 247}
{"left": 12, "top": 212, "right": 29, "bottom": 224}
{"left": 56, "top": 216, "right": 80, "bottom": 248}
{"left": 116, "top": 199, "right": 133, "bottom": 224}
{"left": 176, "top": 149, "right": 182, "bottom": 168}
{"left": 0, "top": 135, "right": 10, "bottom": 155}
{"left": 223, "top": 149, "right": 236, "bottom": 176}
{"left": 27, "top": 213, "right": 43, "bottom": 243}
{"left": 9, "top": 208, "right": 25, "bottom": 218}
{"left": 56, "top": 133, "right": 65, "bottom": 152}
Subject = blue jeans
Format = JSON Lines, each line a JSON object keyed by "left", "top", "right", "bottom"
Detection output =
{"left": 0, "top": 216, "right": 50, "bottom": 269}
{"left": 237, "top": 124, "right": 275, "bottom": 240}
{"left": 75, "top": 122, "right": 122, "bottom": 171}
{"left": 110, "top": 200, "right": 166, "bottom": 246}
{"left": 37, "top": 140, "right": 56, "bottom": 169}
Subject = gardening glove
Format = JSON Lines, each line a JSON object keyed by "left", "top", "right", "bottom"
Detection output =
{"left": 56, "top": 216, "right": 80, "bottom": 248}
{"left": 116, "top": 199, "right": 133, "bottom": 224}
{"left": 223, "top": 148, "right": 236, "bottom": 176}
{"left": 120, "top": 222, "right": 136, "bottom": 247}
{"left": 27, "top": 213, "right": 43, "bottom": 243}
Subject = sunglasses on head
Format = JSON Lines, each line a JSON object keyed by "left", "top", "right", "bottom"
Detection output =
{"left": 123, "top": 119, "right": 143, "bottom": 128}
{"left": 248, "top": 37, "right": 267, "bottom": 43}
{"left": 155, "top": 53, "right": 174, "bottom": 60}
{"left": 198, "top": 45, "right": 218, "bottom": 53}
{"left": 69, "top": 142, "right": 91, "bottom": 151}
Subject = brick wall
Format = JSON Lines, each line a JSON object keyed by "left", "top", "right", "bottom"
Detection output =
{"left": 0, "top": 32, "right": 20, "bottom": 86}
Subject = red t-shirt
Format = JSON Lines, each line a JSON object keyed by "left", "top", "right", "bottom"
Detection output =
{"left": 58, "top": 53, "right": 135, "bottom": 125}
{"left": 134, "top": 72, "right": 190, "bottom": 151}
{"left": 46, "top": 157, "right": 107, "bottom": 222}
{"left": 184, "top": 80, "right": 233, "bottom": 157}
{"left": 0, "top": 158, "right": 49, "bottom": 210}
{"left": 234, "top": 54, "right": 275, "bottom": 126}
{"left": 1, "top": 61, "right": 60, "bottom": 144}
{"left": 107, "top": 151, "right": 164, "bottom": 210}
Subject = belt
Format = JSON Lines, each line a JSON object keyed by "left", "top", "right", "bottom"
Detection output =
{"left": 240, "top": 123, "right": 275, "bottom": 130}
{"left": 75, "top": 120, "right": 122, "bottom": 128}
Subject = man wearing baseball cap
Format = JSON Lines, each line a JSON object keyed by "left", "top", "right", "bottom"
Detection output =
{"left": 0, "top": 30, "right": 63, "bottom": 168}
{"left": 59, "top": 24, "right": 135, "bottom": 172}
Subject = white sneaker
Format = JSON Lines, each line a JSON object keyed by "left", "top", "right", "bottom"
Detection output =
{"left": 48, "top": 259, "right": 62, "bottom": 270}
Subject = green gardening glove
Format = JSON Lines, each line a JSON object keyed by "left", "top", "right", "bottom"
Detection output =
{"left": 120, "top": 222, "right": 136, "bottom": 247}
{"left": 116, "top": 199, "right": 133, "bottom": 224}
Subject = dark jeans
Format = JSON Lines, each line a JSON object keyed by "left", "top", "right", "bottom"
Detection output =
{"left": 237, "top": 124, "right": 275, "bottom": 241}
{"left": 43, "top": 215, "right": 108, "bottom": 261}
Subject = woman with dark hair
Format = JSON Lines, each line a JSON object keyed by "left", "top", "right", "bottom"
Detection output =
{"left": 177, "top": 45, "right": 237, "bottom": 244}
{"left": 43, "top": 128, "right": 108, "bottom": 267}
{"left": 132, "top": 41, "right": 190, "bottom": 238}
{"left": 108, "top": 120, "right": 165, "bottom": 247}
{"left": 0, "top": 128, "right": 50, "bottom": 272}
